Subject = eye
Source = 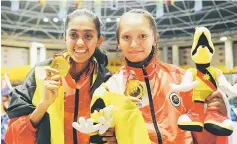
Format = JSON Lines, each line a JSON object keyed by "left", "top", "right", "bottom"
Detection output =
{"left": 140, "top": 34, "right": 147, "bottom": 39}
{"left": 123, "top": 35, "right": 130, "bottom": 41}
{"left": 84, "top": 33, "right": 93, "bottom": 40}
{"left": 69, "top": 33, "right": 78, "bottom": 39}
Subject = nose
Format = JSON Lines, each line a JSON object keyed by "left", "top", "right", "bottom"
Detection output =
{"left": 131, "top": 39, "right": 138, "bottom": 48}
{"left": 76, "top": 38, "right": 84, "bottom": 47}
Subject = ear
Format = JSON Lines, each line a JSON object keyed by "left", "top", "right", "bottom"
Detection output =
{"left": 97, "top": 35, "right": 104, "bottom": 47}
{"left": 117, "top": 43, "right": 121, "bottom": 49}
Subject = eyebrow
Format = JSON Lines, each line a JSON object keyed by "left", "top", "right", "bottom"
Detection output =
{"left": 69, "top": 29, "right": 94, "bottom": 32}
{"left": 120, "top": 30, "right": 149, "bottom": 35}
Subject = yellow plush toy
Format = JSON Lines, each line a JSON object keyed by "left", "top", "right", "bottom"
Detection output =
{"left": 171, "top": 27, "right": 237, "bottom": 136}
{"left": 72, "top": 84, "right": 151, "bottom": 144}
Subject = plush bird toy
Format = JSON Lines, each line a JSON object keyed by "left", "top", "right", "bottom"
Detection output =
{"left": 171, "top": 27, "right": 237, "bottom": 136}
{"left": 72, "top": 84, "right": 150, "bottom": 144}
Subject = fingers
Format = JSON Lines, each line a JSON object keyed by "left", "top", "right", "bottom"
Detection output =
{"left": 72, "top": 122, "right": 81, "bottom": 131}
{"left": 73, "top": 117, "right": 102, "bottom": 134}
{"left": 206, "top": 92, "right": 227, "bottom": 116}
{"left": 99, "top": 127, "right": 115, "bottom": 136}
{"left": 50, "top": 75, "right": 60, "bottom": 81}
{"left": 45, "top": 67, "right": 59, "bottom": 79}
{"left": 45, "top": 81, "right": 60, "bottom": 96}
{"left": 206, "top": 91, "right": 222, "bottom": 101}
{"left": 46, "top": 84, "right": 59, "bottom": 90}
{"left": 127, "top": 96, "right": 142, "bottom": 103}
{"left": 98, "top": 116, "right": 105, "bottom": 124}
{"left": 207, "top": 97, "right": 221, "bottom": 104}
{"left": 207, "top": 106, "right": 227, "bottom": 116}
{"left": 107, "top": 127, "right": 115, "bottom": 132}
{"left": 87, "top": 118, "right": 94, "bottom": 126}
{"left": 102, "top": 136, "right": 117, "bottom": 143}
{"left": 45, "top": 80, "right": 60, "bottom": 85}
{"left": 102, "top": 128, "right": 117, "bottom": 144}
{"left": 207, "top": 96, "right": 224, "bottom": 109}
{"left": 107, "top": 142, "right": 117, "bottom": 144}
{"left": 45, "top": 67, "right": 59, "bottom": 74}
{"left": 207, "top": 100, "right": 222, "bottom": 108}
{"left": 79, "top": 117, "right": 86, "bottom": 125}
{"left": 100, "top": 131, "right": 114, "bottom": 136}
{"left": 99, "top": 125, "right": 109, "bottom": 135}
{"left": 45, "top": 81, "right": 60, "bottom": 90}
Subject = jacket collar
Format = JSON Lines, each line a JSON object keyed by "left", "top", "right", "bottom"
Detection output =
{"left": 124, "top": 48, "right": 157, "bottom": 81}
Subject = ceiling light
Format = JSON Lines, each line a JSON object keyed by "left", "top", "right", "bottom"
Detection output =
{"left": 43, "top": 18, "right": 49, "bottom": 22}
{"left": 106, "top": 18, "right": 111, "bottom": 22}
{"left": 116, "top": 18, "right": 120, "bottom": 22}
{"left": 53, "top": 17, "right": 59, "bottom": 23}
{"left": 220, "top": 36, "right": 227, "bottom": 41}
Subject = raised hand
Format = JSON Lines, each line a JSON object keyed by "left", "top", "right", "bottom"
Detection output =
{"left": 41, "top": 67, "right": 60, "bottom": 107}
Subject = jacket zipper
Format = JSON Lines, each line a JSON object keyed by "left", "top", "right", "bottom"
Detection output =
{"left": 142, "top": 65, "right": 162, "bottom": 144}
{"left": 73, "top": 89, "right": 80, "bottom": 144}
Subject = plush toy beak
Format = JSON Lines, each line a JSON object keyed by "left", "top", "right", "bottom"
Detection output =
{"left": 191, "top": 27, "right": 215, "bottom": 64}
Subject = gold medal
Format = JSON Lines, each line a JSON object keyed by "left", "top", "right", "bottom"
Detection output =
{"left": 50, "top": 56, "right": 70, "bottom": 77}
{"left": 124, "top": 79, "right": 144, "bottom": 99}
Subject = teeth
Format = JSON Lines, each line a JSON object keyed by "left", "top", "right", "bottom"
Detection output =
{"left": 75, "top": 49, "right": 87, "bottom": 53}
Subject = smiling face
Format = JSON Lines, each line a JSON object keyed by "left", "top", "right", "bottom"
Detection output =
{"left": 65, "top": 15, "right": 103, "bottom": 63}
{"left": 117, "top": 13, "right": 156, "bottom": 62}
